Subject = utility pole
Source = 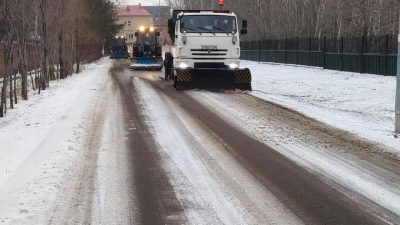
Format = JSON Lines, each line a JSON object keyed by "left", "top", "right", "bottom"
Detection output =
{"left": 211, "top": 0, "right": 214, "bottom": 10}
{"left": 396, "top": 0, "right": 400, "bottom": 133}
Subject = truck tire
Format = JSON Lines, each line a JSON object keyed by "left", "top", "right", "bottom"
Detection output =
{"left": 164, "top": 63, "right": 169, "bottom": 80}
{"left": 164, "top": 52, "right": 173, "bottom": 80}
{"left": 174, "top": 75, "right": 177, "bottom": 88}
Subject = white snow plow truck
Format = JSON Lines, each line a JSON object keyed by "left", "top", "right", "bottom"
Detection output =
{"left": 164, "top": 9, "right": 251, "bottom": 90}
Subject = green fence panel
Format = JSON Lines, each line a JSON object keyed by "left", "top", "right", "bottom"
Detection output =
{"left": 362, "top": 55, "right": 397, "bottom": 76}
{"left": 252, "top": 50, "right": 260, "bottom": 62}
{"left": 286, "top": 51, "right": 297, "bottom": 64}
{"left": 276, "top": 51, "right": 285, "bottom": 63}
{"left": 387, "top": 55, "right": 397, "bottom": 76}
{"left": 342, "top": 54, "right": 361, "bottom": 73}
{"left": 267, "top": 51, "right": 276, "bottom": 62}
{"left": 363, "top": 55, "right": 384, "bottom": 75}
{"left": 325, "top": 53, "right": 341, "bottom": 70}
{"left": 247, "top": 51, "right": 253, "bottom": 60}
{"left": 259, "top": 51, "right": 268, "bottom": 62}
{"left": 241, "top": 45, "right": 396, "bottom": 77}
{"left": 297, "top": 52, "right": 309, "bottom": 66}
{"left": 310, "top": 52, "right": 324, "bottom": 67}
{"left": 378, "top": 55, "right": 386, "bottom": 76}
{"left": 240, "top": 50, "right": 247, "bottom": 60}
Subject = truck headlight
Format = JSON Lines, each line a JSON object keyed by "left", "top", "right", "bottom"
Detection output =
{"left": 182, "top": 36, "right": 187, "bottom": 44}
{"left": 229, "top": 63, "right": 238, "bottom": 69}
{"left": 232, "top": 36, "right": 238, "bottom": 44}
{"left": 179, "top": 62, "right": 188, "bottom": 69}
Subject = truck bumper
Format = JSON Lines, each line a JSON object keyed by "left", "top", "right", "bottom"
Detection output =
{"left": 174, "top": 68, "right": 251, "bottom": 91}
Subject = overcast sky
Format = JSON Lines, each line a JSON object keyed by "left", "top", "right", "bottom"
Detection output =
{"left": 113, "top": 0, "right": 164, "bottom": 6}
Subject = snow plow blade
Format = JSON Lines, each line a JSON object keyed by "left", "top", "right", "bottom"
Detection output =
{"left": 174, "top": 68, "right": 252, "bottom": 91}
{"left": 129, "top": 57, "right": 163, "bottom": 70}
{"left": 110, "top": 52, "right": 129, "bottom": 59}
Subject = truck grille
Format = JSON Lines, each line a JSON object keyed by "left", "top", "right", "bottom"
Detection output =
{"left": 194, "top": 62, "right": 226, "bottom": 69}
{"left": 191, "top": 49, "right": 228, "bottom": 52}
{"left": 191, "top": 49, "right": 228, "bottom": 56}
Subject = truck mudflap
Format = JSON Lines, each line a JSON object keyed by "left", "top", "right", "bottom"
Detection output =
{"left": 110, "top": 52, "right": 130, "bottom": 59}
{"left": 129, "top": 56, "right": 163, "bottom": 70}
{"left": 174, "top": 68, "right": 252, "bottom": 91}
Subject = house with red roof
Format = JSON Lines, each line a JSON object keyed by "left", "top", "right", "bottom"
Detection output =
{"left": 115, "top": 4, "right": 153, "bottom": 48}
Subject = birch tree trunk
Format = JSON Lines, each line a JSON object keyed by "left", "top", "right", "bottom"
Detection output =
{"left": 40, "top": 0, "right": 48, "bottom": 90}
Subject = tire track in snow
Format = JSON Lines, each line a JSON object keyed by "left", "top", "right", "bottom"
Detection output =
{"left": 48, "top": 70, "right": 112, "bottom": 224}
{"left": 140, "top": 77, "right": 386, "bottom": 224}
{"left": 112, "top": 62, "right": 187, "bottom": 225}
{"left": 130, "top": 73, "right": 303, "bottom": 224}
{"left": 91, "top": 68, "right": 138, "bottom": 224}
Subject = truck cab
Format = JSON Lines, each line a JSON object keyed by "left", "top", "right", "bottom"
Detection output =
{"left": 164, "top": 10, "right": 251, "bottom": 90}
{"left": 133, "top": 26, "right": 162, "bottom": 58}
{"left": 110, "top": 36, "right": 130, "bottom": 59}
{"left": 168, "top": 10, "right": 247, "bottom": 70}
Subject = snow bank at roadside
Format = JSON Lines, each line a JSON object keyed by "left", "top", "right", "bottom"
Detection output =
{"left": 0, "top": 58, "right": 111, "bottom": 224}
{"left": 242, "top": 61, "right": 400, "bottom": 155}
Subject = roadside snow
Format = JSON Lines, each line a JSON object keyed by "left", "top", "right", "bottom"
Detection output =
{"left": 0, "top": 58, "right": 111, "bottom": 224}
{"left": 242, "top": 61, "right": 400, "bottom": 155}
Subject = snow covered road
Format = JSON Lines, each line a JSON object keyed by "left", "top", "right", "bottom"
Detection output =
{"left": 1, "top": 59, "right": 400, "bottom": 224}
{"left": 110, "top": 63, "right": 400, "bottom": 224}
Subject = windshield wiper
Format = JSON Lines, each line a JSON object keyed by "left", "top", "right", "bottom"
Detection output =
{"left": 212, "top": 27, "right": 230, "bottom": 36}
{"left": 182, "top": 27, "right": 202, "bottom": 35}
{"left": 196, "top": 27, "right": 216, "bottom": 35}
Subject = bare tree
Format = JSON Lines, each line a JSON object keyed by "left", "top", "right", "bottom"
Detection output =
{"left": 166, "top": 0, "right": 399, "bottom": 40}
{"left": 0, "top": 0, "right": 122, "bottom": 117}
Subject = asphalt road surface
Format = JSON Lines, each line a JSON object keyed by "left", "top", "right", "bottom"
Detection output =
{"left": 49, "top": 61, "right": 400, "bottom": 224}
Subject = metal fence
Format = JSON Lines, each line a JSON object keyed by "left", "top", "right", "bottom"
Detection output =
{"left": 240, "top": 35, "right": 398, "bottom": 76}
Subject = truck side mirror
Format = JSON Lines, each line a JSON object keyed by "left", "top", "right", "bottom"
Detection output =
{"left": 156, "top": 31, "right": 160, "bottom": 36}
{"left": 242, "top": 20, "right": 247, "bottom": 29}
{"left": 168, "top": 19, "right": 173, "bottom": 29}
{"left": 240, "top": 29, "right": 247, "bottom": 35}
{"left": 135, "top": 32, "right": 138, "bottom": 37}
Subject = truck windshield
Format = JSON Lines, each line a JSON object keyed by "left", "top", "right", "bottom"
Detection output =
{"left": 114, "top": 38, "right": 126, "bottom": 46}
{"left": 180, "top": 15, "right": 237, "bottom": 34}
{"left": 138, "top": 32, "right": 157, "bottom": 44}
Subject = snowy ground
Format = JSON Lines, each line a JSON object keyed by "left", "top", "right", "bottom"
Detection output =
{"left": 242, "top": 60, "right": 400, "bottom": 155}
{"left": 0, "top": 58, "right": 111, "bottom": 224}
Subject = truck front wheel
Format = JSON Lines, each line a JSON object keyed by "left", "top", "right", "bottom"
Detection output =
{"left": 164, "top": 52, "right": 173, "bottom": 80}
{"left": 174, "top": 75, "right": 177, "bottom": 88}
{"left": 164, "top": 64, "right": 169, "bottom": 80}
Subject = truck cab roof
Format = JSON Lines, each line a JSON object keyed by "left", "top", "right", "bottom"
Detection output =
{"left": 178, "top": 12, "right": 236, "bottom": 17}
{"left": 172, "top": 10, "right": 233, "bottom": 19}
